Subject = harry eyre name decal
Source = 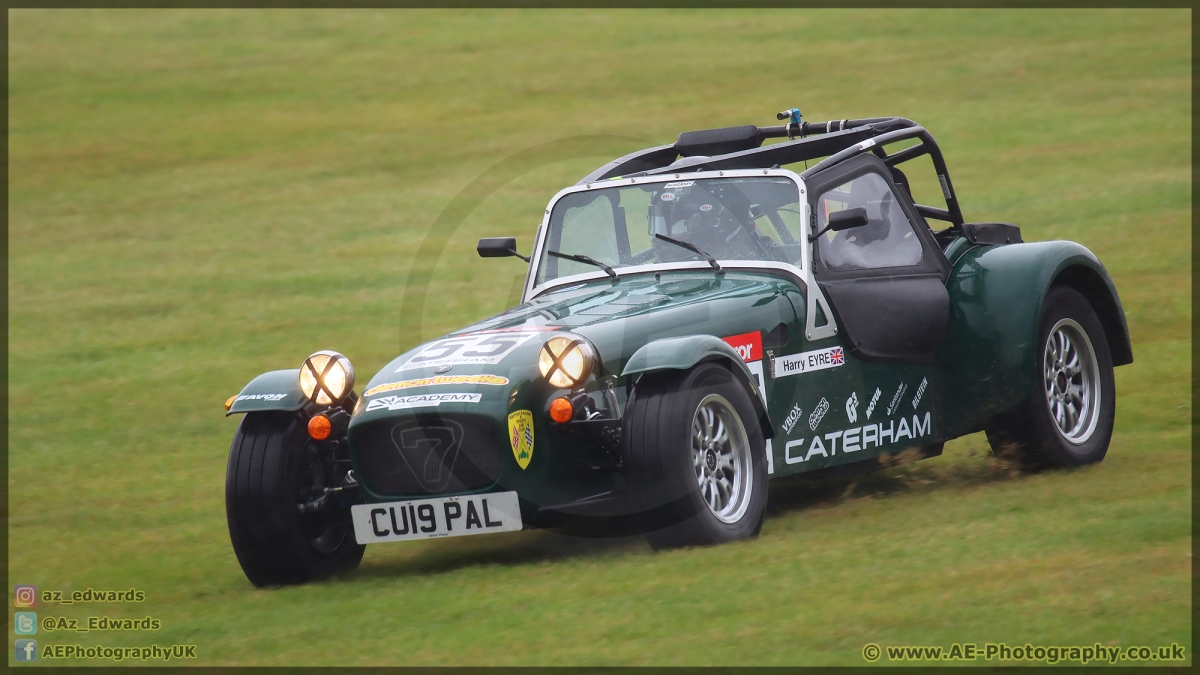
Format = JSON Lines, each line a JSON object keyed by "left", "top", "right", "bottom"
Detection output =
{"left": 774, "top": 346, "right": 844, "bottom": 378}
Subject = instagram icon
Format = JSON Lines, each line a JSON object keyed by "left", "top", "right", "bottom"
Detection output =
{"left": 14, "top": 586, "right": 36, "bottom": 607}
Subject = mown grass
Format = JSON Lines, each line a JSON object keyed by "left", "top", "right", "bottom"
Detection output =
{"left": 8, "top": 9, "right": 1190, "bottom": 666}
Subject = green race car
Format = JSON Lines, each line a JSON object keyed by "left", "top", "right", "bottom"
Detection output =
{"left": 223, "top": 111, "right": 1132, "bottom": 587}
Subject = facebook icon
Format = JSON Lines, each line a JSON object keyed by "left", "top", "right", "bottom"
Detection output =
{"left": 14, "top": 640, "right": 37, "bottom": 662}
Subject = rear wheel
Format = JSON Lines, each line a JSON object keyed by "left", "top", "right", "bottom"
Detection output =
{"left": 625, "top": 361, "right": 768, "bottom": 550}
{"left": 225, "top": 411, "right": 365, "bottom": 587}
{"left": 984, "top": 286, "right": 1116, "bottom": 468}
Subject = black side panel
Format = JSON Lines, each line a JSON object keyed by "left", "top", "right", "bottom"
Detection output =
{"left": 818, "top": 275, "right": 950, "bottom": 362}
{"left": 675, "top": 125, "right": 762, "bottom": 157}
{"left": 963, "top": 222, "right": 1023, "bottom": 246}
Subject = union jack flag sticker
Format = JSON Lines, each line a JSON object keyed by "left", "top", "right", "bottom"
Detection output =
{"left": 830, "top": 347, "right": 845, "bottom": 365}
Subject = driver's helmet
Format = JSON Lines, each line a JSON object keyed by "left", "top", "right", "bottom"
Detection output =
{"left": 839, "top": 189, "right": 895, "bottom": 247}
{"left": 651, "top": 184, "right": 746, "bottom": 260}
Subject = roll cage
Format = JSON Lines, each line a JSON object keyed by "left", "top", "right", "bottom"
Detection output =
{"left": 576, "top": 117, "right": 965, "bottom": 230}
{"left": 522, "top": 116, "right": 968, "bottom": 342}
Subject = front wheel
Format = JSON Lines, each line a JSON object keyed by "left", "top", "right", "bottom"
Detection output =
{"left": 625, "top": 361, "right": 768, "bottom": 550}
{"left": 225, "top": 411, "right": 365, "bottom": 587}
{"left": 985, "top": 286, "right": 1116, "bottom": 468}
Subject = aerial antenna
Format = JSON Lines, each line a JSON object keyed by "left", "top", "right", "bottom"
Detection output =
{"left": 776, "top": 107, "right": 803, "bottom": 140}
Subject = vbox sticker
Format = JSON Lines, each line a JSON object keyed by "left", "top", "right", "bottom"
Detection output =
{"left": 397, "top": 332, "right": 540, "bottom": 371}
{"left": 781, "top": 404, "right": 803, "bottom": 435}
{"left": 774, "top": 346, "right": 844, "bottom": 378}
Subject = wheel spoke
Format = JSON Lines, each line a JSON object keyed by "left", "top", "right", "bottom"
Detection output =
{"left": 711, "top": 418, "right": 729, "bottom": 449}
{"left": 702, "top": 406, "right": 716, "bottom": 445}
{"left": 716, "top": 452, "right": 736, "bottom": 473}
{"left": 713, "top": 477, "right": 731, "bottom": 507}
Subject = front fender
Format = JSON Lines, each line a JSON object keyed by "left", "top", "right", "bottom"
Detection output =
{"left": 226, "top": 369, "right": 307, "bottom": 416}
{"left": 936, "top": 240, "right": 1130, "bottom": 438}
{"left": 622, "top": 335, "right": 774, "bottom": 439}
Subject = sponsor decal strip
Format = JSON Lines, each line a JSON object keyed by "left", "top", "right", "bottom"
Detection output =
{"left": 886, "top": 382, "right": 908, "bottom": 417}
{"left": 865, "top": 387, "right": 882, "bottom": 419}
{"left": 846, "top": 391, "right": 860, "bottom": 424}
{"left": 784, "top": 412, "right": 933, "bottom": 465}
{"left": 912, "top": 377, "right": 928, "bottom": 409}
{"left": 235, "top": 393, "right": 287, "bottom": 402}
{"left": 721, "top": 331, "right": 763, "bottom": 363}
{"left": 366, "top": 393, "right": 482, "bottom": 412}
{"left": 365, "top": 375, "right": 508, "bottom": 397}
{"left": 781, "top": 404, "right": 804, "bottom": 435}
{"left": 774, "top": 346, "right": 845, "bottom": 377}
{"left": 808, "top": 397, "right": 830, "bottom": 431}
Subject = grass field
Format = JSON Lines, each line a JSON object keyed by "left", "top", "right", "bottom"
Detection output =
{"left": 8, "top": 9, "right": 1191, "bottom": 666}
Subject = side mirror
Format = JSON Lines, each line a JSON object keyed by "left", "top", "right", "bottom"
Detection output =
{"left": 477, "top": 237, "right": 529, "bottom": 262}
{"left": 810, "top": 207, "right": 869, "bottom": 241}
{"left": 828, "top": 207, "right": 869, "bottom": 232}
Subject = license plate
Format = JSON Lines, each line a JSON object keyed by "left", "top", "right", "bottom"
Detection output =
{"left": 351, "top": 491, "right": 523, "bottom": 544}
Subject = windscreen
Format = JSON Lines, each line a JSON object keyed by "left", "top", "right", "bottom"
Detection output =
{"left": 534, "top": 177, "right": 804, "bottom": 286}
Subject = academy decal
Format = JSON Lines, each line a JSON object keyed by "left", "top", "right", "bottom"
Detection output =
{"left": 808, "top": 397, "right": 830, "bottom": 431}
{"left": 781, "top": 404, "right": 804, "bottom": 434}
{"left": 366, "top": 393, "right": 482, "bottom": 412}
{"left": 664, "top": 181, "right": 695, "bottom": 189}
{"left": 886, "top": 382, "right": 908, "bottom": 417}
{"left": 912, "top": 377, "right": 928, "bottom": 409}
{"left": 845, "top": 392, "right": 859, "bottom": 424}
{"left": 398, "top": 332, "right": 541, "bottom": 371}
{"left": 774, "top": 346, "right": 845, "bottom": 378}
{"left": 508, "top": 410, "right": 535, "bottom": 469}
{"left": 365, "top": 375, "right": 509, "bottom": 397}
{"left": 865, "top": 387, "right": 881, "bottom": 419}
{"left": 786, "top": 412, "right": 933, "bottom": 464}
{"left": 235, "top": 393, "right": 287, "bottom": 402}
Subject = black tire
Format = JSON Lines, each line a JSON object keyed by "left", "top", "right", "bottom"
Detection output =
{"left": 625, "top": 361, "right": 769, "bottom": 550}
{"left": 984, "top": 286, "right": 1116, "bottom": 469}
{"left": 225, "top": 411, "right": 365, "bottom": 587}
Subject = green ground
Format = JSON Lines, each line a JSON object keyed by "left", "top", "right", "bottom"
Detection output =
{"left": 8, "top": 9, "right": 1190, "bottom": 666}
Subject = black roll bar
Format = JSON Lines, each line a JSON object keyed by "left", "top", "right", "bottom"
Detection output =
{"left": 575, "top": 116, "right": 965, "bottom": 227}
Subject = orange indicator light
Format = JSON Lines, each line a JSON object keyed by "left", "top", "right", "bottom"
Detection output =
{"left": 308, "top": 414, "right": 332, "bottom": 441}
{"left": 549, "top": 397, "right": 574, "bottom": 423}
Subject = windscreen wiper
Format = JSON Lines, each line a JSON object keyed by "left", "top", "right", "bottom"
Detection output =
{"left": 653, "top": 234, "right": 724, "bottom": 275}
{"left": 547, "top": 250, "right": 618, "bottom": 280}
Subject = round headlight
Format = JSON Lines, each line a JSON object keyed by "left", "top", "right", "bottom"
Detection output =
{"left": 299, "top": 350, "right": 355, "bottom": 406}
{"left": 538, "top": 336, "right": 595, "bottom": 388}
